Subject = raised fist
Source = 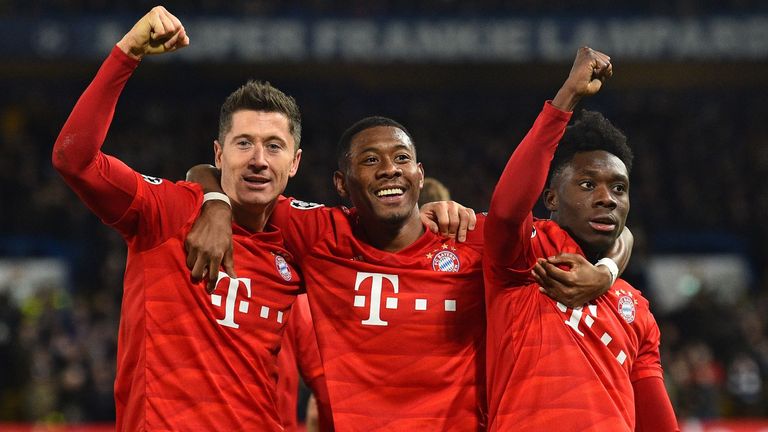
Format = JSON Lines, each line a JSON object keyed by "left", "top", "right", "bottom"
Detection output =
{"left": 552, "top": 47, "right": 612, "bottom": 111}
{"left": 117, "top": 6, "right": 189, "bottom": 60}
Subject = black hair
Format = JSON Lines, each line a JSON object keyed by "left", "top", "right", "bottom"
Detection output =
{"left": 547, "top": 110, "right": 633, "bottom": 186}
{"left": 336, "top": 116, "right": 414, "bottom": 171}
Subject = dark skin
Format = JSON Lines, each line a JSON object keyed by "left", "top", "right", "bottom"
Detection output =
{"left": 332, "top": 125, "right": 425, "bottom": 252}
{"left": 184, "top": 50, "right": 632, "bottom": 305}
{"left": 544, "top": 150, "right": 630, "bottom": 262}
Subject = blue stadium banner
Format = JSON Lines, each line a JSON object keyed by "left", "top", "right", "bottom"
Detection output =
{"left": 3, "top": 15, "right": 767, "bottom": 62}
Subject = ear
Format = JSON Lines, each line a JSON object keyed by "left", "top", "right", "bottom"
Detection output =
{"left": 288, "top": 149, "right": 302, "bottom": 178}
{"left": 214, "top": 139, "right": 223, "bottom": 169}
{"left": 417, "top": 162, "right": 425, "bottom": 190}
{"left": 543, "top": 187, "right": 557, "bottom": 211}
{"left": 333, "top": 170, "right": 348, "bottom": 198}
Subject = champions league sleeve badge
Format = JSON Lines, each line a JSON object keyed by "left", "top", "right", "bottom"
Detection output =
{"left": 141, "top": 174, "right": 162, "bottom": 185}
{"left": 290, "top": 199, "right": 324, "bottom": 210}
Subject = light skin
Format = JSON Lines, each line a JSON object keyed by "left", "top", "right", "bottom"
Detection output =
{"left": 214, "top": 110, "right": 302, "bottom": 233}
{"left": 184, "top": 47, "right": 630, "bottom": 307}
{"left": 544, "top": 150, "right": 630, "bottom": 261}
{"left": 333, "top": 126, "right": 426, "bottom": 252}
{"left": 116, "top": 6, "right": 189, "bottom": 61}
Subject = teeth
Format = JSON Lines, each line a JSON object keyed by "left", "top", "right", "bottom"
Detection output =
{"left": 376, "top": 188, "right": 404, "bottom": 197}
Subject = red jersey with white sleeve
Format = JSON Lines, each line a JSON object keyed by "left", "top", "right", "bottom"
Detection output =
{"left": 277, "top": 294, "right": 333, "bottom": 431}
{"left": 53, "top": 46, "right": 302, "bottom": 431}
{"left": 270, "top": 199, "right": 487, "bottom": 431}
{"left": 483, "top": 102, "right": 674, "bottom": 431}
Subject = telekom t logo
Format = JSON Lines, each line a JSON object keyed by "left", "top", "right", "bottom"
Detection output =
{"left": 353, "top": 272, "right": 399, "bottom": 326}
{"left": 557, "top": 302, "right": 628, "bottom": 365}
{"left": 211, "top": 271, "right": 252, "bottom": 329}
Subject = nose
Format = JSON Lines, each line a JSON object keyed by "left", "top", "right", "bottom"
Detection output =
{"left": 376, "top": 157, "right": 401, "bottom": 179}
{"left": 248, "top": 145, "right": 268, "bottom": 170}
{"left": 593, "top": 184, "right": 617, "bottom": 209}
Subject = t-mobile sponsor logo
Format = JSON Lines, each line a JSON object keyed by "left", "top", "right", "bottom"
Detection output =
{"left": 353, "top": 272, "right": 458, "bottom": 327}
{"left": 557, "top": 302, "right": 627, "bottom": 365}
{"left": 210, "top": 271, "right": 252, "bottom": 329}
{"left": 353, "top": 272, "right": 399, "bottom": 326}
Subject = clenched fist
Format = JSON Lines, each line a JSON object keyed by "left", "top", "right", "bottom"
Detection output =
{"left": 552, "top": 46, "right": 613, "bottom": 112}
{"left": 116, "top": 6, "right": 189, "bottom": 60}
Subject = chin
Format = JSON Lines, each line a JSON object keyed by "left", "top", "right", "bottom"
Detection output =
{"left": 377, "top": 209, "right": 411, "bottom": 226}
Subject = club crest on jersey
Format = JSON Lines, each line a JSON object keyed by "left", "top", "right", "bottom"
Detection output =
{"left": 617, "top": 295, "right": 636, "bottom": 324}
{"left": 141, "top": 174, "right": 162, "bottom": 185}
{"left": 432, "top": 250, "right": 460, "bottom": 272}
{"left": 274, "top": 255, "right": 292, "bottom": 281}
{"left": 290, "top": 199, "right": 323, "bottom": 210}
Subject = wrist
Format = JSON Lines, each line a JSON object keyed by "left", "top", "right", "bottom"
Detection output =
{"left": 116, "top": 38, "right": 144, "bottom": 61}
{"left": 595, "top": 257, "right": 619, "bottom": 286}
{"left": 203, "top": 192, "right": 231, "bottom": 209}
{"left": 551, "top": 86, "right": 581, "bottom": 112}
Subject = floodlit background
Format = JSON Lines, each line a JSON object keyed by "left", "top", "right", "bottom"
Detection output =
{"left": 1, "top": 1, "right": 767, "bottom": 429}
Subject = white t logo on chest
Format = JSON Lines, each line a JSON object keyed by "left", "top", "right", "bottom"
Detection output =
{"left": 353, "top": 272, "right": 399, "bottom": 326}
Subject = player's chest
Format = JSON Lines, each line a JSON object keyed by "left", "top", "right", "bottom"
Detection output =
{"left": 303, "top": 242, "right": 483, "bottom": 328}
{"left": 205, "top": 247, "right": 301, "bottom": 335}
{"left": 539, "top": 289, "right": 643, "bottom": 368}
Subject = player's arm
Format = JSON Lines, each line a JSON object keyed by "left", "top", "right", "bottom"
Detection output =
{"left": 632, "top": 306, "right": 679, "bottom": 431}
{"left": 533, "top": 227, "right": 633, "bottom": 306}
{"left": 185, "top": 164, "right": 237, "bottom": 292}
{"left": 485, "top": 47, "right": 611, "bottom": 268}
{"left": 634, "top": 376, "right": 679, "bottom": 432}
{"left": 52, "top": 6, "right": 189, "bottom": 226}
{"left": 419, "top": 201, "right": 477, "bottom": 242}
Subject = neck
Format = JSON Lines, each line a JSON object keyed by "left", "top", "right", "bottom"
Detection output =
{"left": 551, "top": 214, "right": 604, "bottom": 262}
{"left": 356, "top": 206, "right": 424, "bottom": 252}
{"left": 231, "top": 200, "right": 276, "bottom": 233}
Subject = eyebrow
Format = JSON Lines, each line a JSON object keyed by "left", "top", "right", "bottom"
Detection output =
{"left": 355, "top": 143, "right": 414, "bottom": 155}
{"left": 580, "top": 168, "right": 629, "bottom": 182}
{"left": 231, "top": 133, "right": 287, "bottom": 144}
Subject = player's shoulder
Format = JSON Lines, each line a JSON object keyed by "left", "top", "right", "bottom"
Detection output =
{"left": 612, "top": 278, "right": 651, "bottom": 308}
{"left": 132, "top": 174, "right": 201, "bottom": 207}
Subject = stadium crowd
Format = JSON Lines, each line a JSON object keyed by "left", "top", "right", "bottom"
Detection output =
{"left": 0, "top": 1, "right": 767, "bottom": 424}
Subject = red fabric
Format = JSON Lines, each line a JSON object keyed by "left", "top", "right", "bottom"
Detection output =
{"left": 634, "top": 376, "right": 680, "bottom": 432}
{"left": 483, "top": 104, "right": 673, "bottom": 431}
{"left": 278, "top": 294, "right": 333, "bottom": 431}
{"left": 53, "top": 47, "right": 303, "bottom": 431}
{"left": 270, "top": 198, "right": 487, "bottom": 431}
{"left": 53, "top": 46, "right": 139, "bottom": 226}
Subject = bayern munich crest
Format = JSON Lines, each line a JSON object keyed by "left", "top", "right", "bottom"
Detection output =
{"left": 432, "top": 250, "right": 460, "bottom": 272}
{"left": 617, "top": 295, "right": 636, "bottom": 324}
{"left": 274, "top": 255, "right": 292, "bottom": 281}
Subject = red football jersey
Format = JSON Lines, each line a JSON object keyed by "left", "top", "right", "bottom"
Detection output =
{"left": 483, "top": 102, "right": 664, "bottom": 431}
{"left": 115, "top": 176, "right": 302, "bottom": 431}
{"left": 485, "top": 220, "right": 663, "bottom": 432}
{"left": 270, "top": 199, "right": 487, "bottom": 431}
{"left": 277, "top": 294, "right": 332, "bottom": 431}
{"left": 54, "top": 47, "right": 303, "bottom": 431}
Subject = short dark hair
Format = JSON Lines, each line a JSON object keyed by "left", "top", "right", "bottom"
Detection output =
{"left": 218, "top": 80, "right": 302, "bottom": 150}
{"left": 336, "top": 116, "right": 414, "bottom": 171}
{"left": 547, "top": 110, "right": 633, "bottom": 186}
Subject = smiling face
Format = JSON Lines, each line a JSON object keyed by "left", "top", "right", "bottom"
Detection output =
{"left": 333, "top": 125, "right": 424, "bottom": 226}
{"left": 544, "top": 150, "right": 629, "bottom": 258}
{"left": 214, "top": 110, "right": 301, "bottom": 213}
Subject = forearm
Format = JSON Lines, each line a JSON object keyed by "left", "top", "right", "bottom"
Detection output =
{"left": 52, "top": 46, "right": 140, "bottom": 223}
{"left": 485, "top": 102, "right": 572, "bottom": 264}
{"left": 186, "top": 164, "right": 224, "bottom": 193}
{"left": 604, "top": 226, "right": 633, "bottom": 278}
{"left": 634, "top": 376, "right": 679, "bottom": 432}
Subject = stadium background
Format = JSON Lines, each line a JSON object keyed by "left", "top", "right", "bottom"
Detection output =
{"left": 1, "top": 1, "right": 767, "bottom": 430}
